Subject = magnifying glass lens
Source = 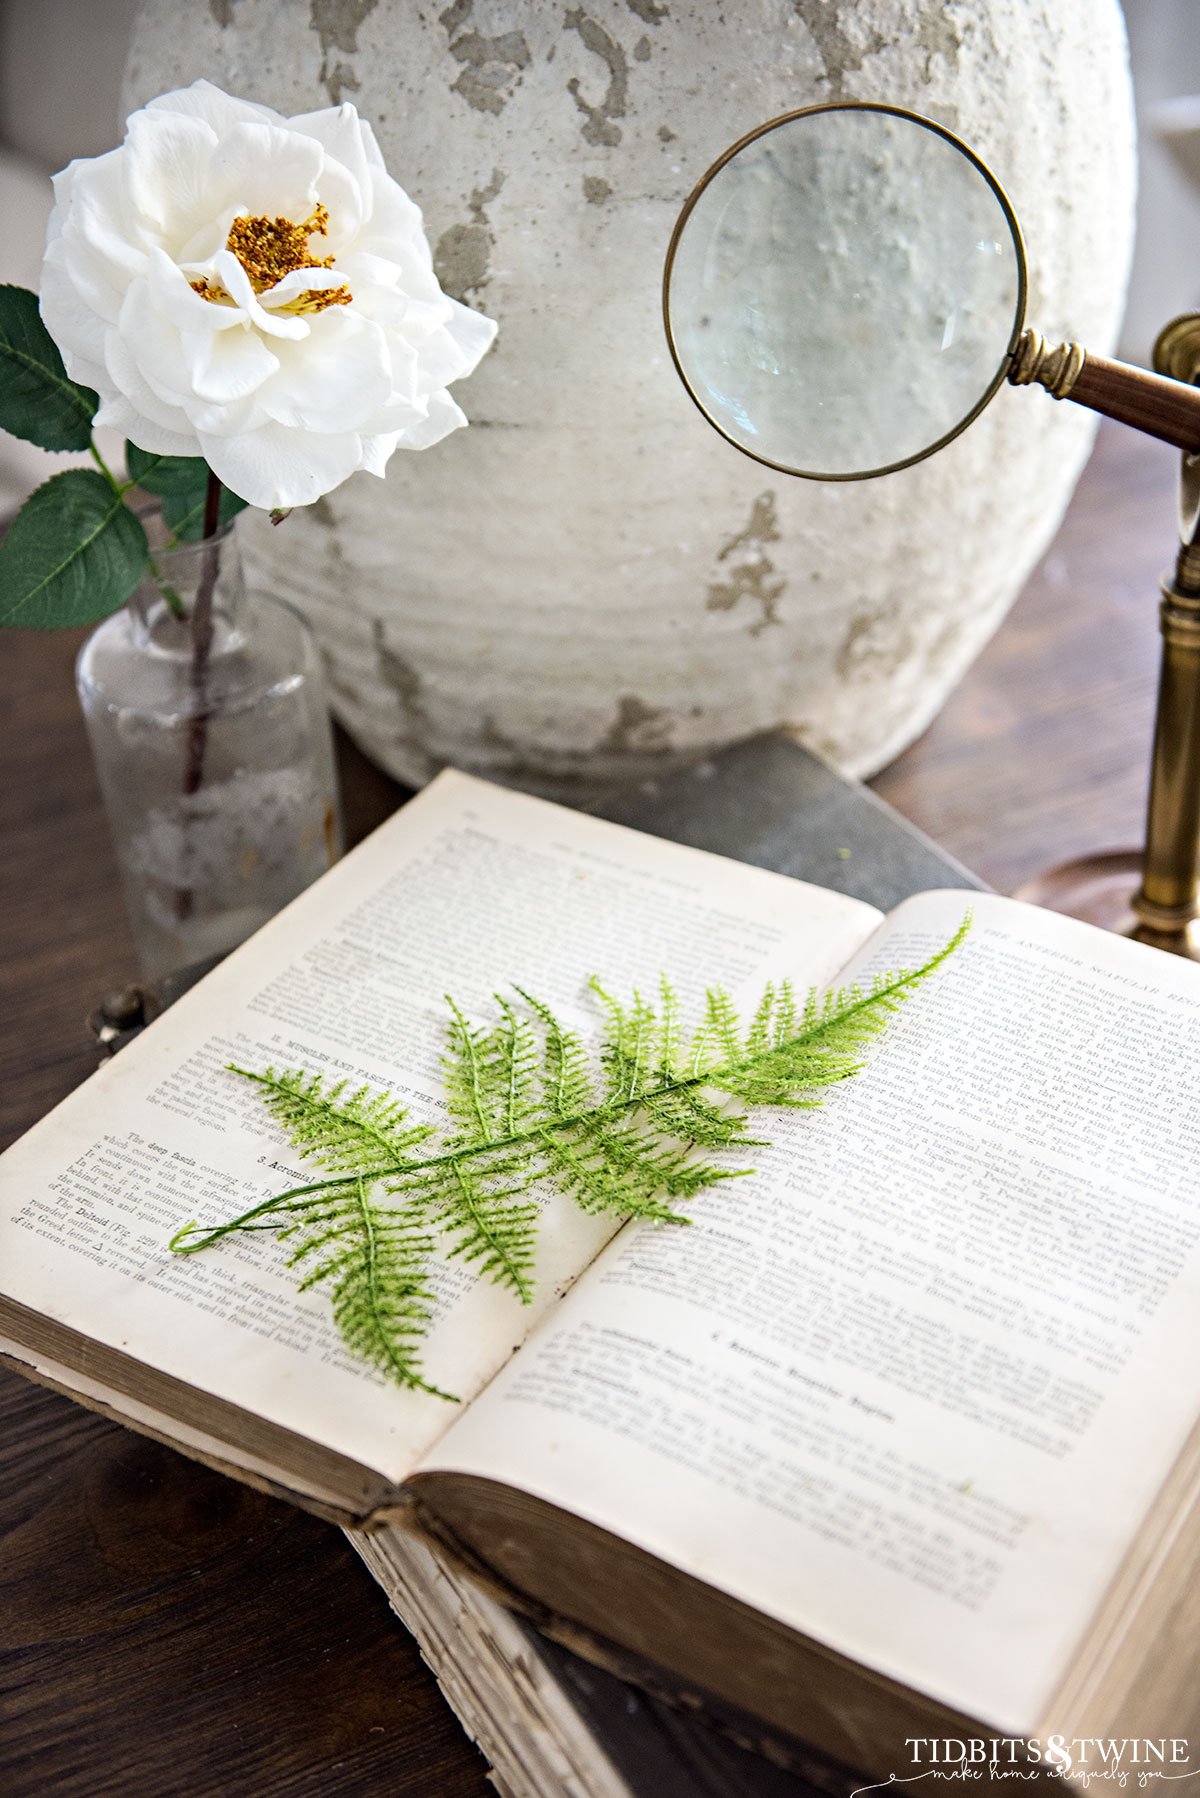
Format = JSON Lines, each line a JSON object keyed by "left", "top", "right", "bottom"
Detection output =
{"left": 665, "top": 106, "right": 1025, "bottom": 479}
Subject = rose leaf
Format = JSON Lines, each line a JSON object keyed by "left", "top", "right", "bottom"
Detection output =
{"left": 161, "top": 484, "right": 249, "bottom": 540}
{"left": 125, "top": 442, "right": 214, "bottom": 497}
{"left": 125, "top": 444, "right": 249, "bottom": 537}
{"left": 0, "top": 469, "right": 149, "bottom": 628}
{"left": 0, "top": 285, "right": 98, "bottom": 452}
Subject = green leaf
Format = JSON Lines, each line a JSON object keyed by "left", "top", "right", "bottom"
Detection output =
{"left": 124, "top": 443, "right": 211, "bottom": 496}
{"left": 284, "top": 1176, "right": 453, "bottom": 1399}
{"left": 0, "top": 285, "right": 97, "bottom": 451}
{"left": 125, "top": 443, "right": 249, "bottom": 539}
{"left": 437, "top": 1158, "right": 539, "bottom": 1300}
{"left": 162, "top": 483, "right": 248, "bottom": 541}
{"left": 229, "top": 1067, "right": 435, "bottom": 1172}
{"left": 0, "top": 470, "right": 148, "bottom": 629}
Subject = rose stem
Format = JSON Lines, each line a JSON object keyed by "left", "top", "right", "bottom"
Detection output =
{"left": 175, "top": 469, "right": 223, "bottom": 924}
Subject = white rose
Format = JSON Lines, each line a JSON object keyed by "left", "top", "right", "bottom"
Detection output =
{"left": 40, "top": 80, "right": 497, "bottom": 510}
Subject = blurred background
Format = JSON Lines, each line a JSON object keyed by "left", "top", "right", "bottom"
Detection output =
{"left": 2, "top": 0, "right": 1200, "bottom": 512}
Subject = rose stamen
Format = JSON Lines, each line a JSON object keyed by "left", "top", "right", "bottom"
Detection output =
{"left": 190, "top": 203, "right": 351, "bottom": 313}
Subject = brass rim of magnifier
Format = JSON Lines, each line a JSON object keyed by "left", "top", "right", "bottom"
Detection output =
{"left": 662, "top": 100, "right": 1031, "bottom": 482}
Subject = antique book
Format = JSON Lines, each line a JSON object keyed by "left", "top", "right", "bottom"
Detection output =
{"left": 3, "top": 762, "right": 1200, "bottom": 1785}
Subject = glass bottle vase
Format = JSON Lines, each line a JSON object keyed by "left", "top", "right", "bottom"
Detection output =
{"left": 77, "top": 522, "right": 342, "bottom": 986}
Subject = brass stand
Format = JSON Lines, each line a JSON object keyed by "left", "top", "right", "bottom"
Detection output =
{"left": 1016, "top": 313, "right": 1200, "bottom": 958}
{"left": 1129, "top": 555, "right": 1200, "bottom": 957}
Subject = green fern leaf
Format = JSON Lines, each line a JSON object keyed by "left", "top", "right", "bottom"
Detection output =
{"left": 230, "top": 1066, "right": 434, "bottom": 1172}
{"left": 590, "top": 978, "right": 660, "bottom": 1102}
{"left": 514, "top": 986, "right": 594, "bottom": 1119}
{"left": 702, "top": 985, "right": 743, "bottom": 1065}
{"left": 655, "top": 975, "right": 682, "bottom": 1081}
{"left": 175, "top": 914, "right": 971, "bottom": 1398}
{"left": 537, "top": 1121, "right": 686, "bottom": 1222}
{"left": 443, "top": 995, "right": 543, "bottom": 1144}
{"left": 638, "top": 1083, "right": 763, "bottom": 1149}
{"left": 389, "top": 1152, "right": 540, "bottom": 1301}
{"left": 281, "top": 1175, "right": 452, "bottom": 1399}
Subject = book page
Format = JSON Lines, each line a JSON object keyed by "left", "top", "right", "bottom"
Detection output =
{"left": 422, "top": 890, "right": 1200, "bottom": 1730}
{"left": 0, "top": 770, "right": 878, "bottom": 1486}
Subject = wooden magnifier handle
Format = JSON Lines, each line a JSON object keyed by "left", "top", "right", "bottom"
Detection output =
{"left": 1009, "top": 329, "right": 1200, "bottom": 452}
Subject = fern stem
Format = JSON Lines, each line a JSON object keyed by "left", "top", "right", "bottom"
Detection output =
{"left": 168, "top": 1176, "right": 356, "bottom": 1252}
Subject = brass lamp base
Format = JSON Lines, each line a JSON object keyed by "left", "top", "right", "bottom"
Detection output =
{"left": 1013, "top": 849, "right": 1200, "bottom": 960}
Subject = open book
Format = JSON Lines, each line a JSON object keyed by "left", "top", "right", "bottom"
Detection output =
{"left": 4, "top": 768, "right": 1200, "bottom": 1782}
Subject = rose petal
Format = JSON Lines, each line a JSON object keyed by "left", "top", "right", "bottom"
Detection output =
{"left": 209, "top": 250, "right": 309, "bottom": 341}
{"left": 259, "top": 266, "right": 351, "bottom": 308}
{"left": 122, "top": 111, "right": 221, "bottom": 245}
{"left": 286, "top": 103, "right": 373, "bottom": 237}
{"left": 351, "top": 227, "right": 448, "bottom": 314}
{"left": 205, "top": 122, "right": 324, "bottom": 223}
{"left": 356, "top": 429, "right": 401, "bottom": 477}
{"left": 442, "top": 295, "right": 498, "bottom": 375}
{"left": 364, "top": 167, "right": 426, "bottom": 247}
{"left": 40, "top": 245, "right": 109, "bottom": 375}
{"left": 147, "top": 244, "right": 247, "bottom": 333}
{"left": 56, "top": 148, "right": 148, "bottom": 294}
{"left": 258, "top": 308, "right": 392, "bottom": 430}
{"left": 180, "top": 321, "right": 279, "bottom": 405}
{"left": 99, "top": 395, "right": 199, "bottom": 458}
{"left": 181, "top": 390, "right": 260, "bottom": 437}
{"left": 303, "top": 150, "right": 366, "bottom": 251}
{"left": 392, "top": 389, "right": 468, "bottom": 450}
{"left": 175, "top": 205, "right": 241, "bottom": 267}
{"left": 198, "top": 421, "right": 365, "bottom": 509}
{"left": 119, "top": 276, "right": 215, "bottom": 411}
{"left": 99, "top": 326, "right": 198, "bottom": 446}
{"left": 144, "top": 80, "right": 283, "bottom": 134}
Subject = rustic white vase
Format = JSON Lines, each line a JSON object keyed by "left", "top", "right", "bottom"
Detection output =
{"left": 126, "top": 0, "right": 1136, "bottom": 794}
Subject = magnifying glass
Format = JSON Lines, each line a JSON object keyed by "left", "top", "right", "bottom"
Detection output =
{"left": 663, "top": 101, "right": 1200, "bottom": 480}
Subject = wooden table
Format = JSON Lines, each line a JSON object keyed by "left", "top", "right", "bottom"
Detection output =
{"left": 0, "top": 421, "right": 1177, "bottom": 1795}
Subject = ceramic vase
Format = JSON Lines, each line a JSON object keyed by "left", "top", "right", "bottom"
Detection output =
{"left": 126, "top": 0, "right": 1137, "bottom": 795}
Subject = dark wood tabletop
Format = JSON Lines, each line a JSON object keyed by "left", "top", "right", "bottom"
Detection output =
{"left": 0, "top": 420, "right": 1179, "bottom": 1795}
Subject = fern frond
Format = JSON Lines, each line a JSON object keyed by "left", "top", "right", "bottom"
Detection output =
{"left": 442, "top": 993, "right": 543, "bottom": 1146}
{"left": 655, "top": 975, "right": 682, "bottom": 1081}
{"left": 391, "top": 1154, "right": 540, "bottom": 1300}
{"left": 707, "top": 915, "right": 972, "bottom": 1107}
{"left": 701, "top": 985, "right": 743, "bottom": 1065}
{"left": 591, "top": 978, "right": 658, "bottom": 1102}
{"left": 443, "top": 998, "right": 501, "bottom": 1143}
{"left": 638, "top": 1083, "right": 763, "bottom": 1149}
{"left": 515, "top": 987, "right": 594, "bottom": 1119}
{"left": 495, "top": 997, "right": 542, "bottom": 1137}
{"left": 538, "top": 1121, "right": 688, "bottom": 1221}
{"left": 280, "top": 1176, "right": 451, "bottom": 1399}
{"left": 746, "top": 982, "right": 778, "bottom": 1056}
{"left": 228, "top": 1066, "right": 434, "bottom": 1171}
{"left": 178, "top": 915, "right": 971, "bottom": 1400}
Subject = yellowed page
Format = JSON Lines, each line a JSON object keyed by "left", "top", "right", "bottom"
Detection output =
{"left": 422, "top": 890, "right": 1200, "bottom": 1732}
{"left": 0, "top": 770, "right": 878, "bottom": 1486}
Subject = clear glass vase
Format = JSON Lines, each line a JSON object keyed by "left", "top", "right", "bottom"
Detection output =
{"left": 77, "top": 521, "right": 342, "bottom": 985}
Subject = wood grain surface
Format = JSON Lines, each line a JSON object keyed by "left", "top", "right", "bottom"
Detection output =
{"left": 0, "top": 420, "right": 1178, "bottom": 1793}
